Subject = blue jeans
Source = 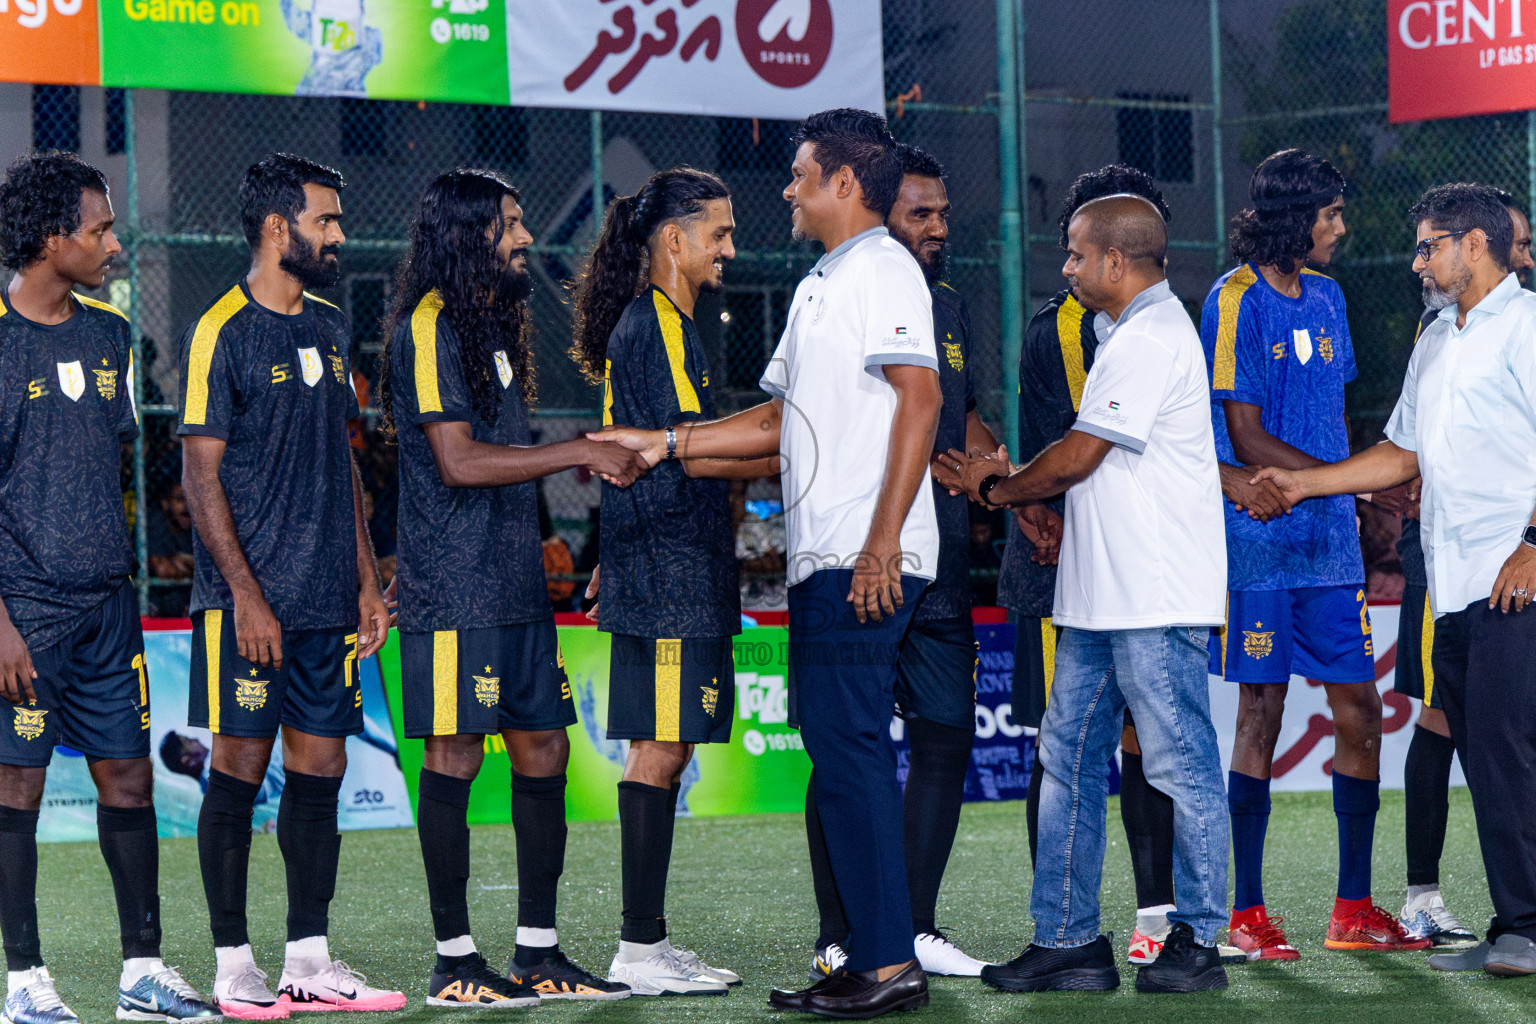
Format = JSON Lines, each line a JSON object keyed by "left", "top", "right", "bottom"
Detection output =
{"left": 1031, "top": 625, "right": 1228, "bottom": 947}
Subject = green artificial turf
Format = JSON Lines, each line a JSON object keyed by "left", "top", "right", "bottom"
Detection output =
{"left": 34, "top": 788, "right": 1528, "bottom": 1023}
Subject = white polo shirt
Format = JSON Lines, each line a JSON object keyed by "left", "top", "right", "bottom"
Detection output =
{"left": 1053, "top": 281, "right": 1227, "bottom": 630}
{"left": 1385, "top": 273, "right": 1536, "bottom": 618}
{"left": 759, "top": 227, "right": 940, "bottom": 587}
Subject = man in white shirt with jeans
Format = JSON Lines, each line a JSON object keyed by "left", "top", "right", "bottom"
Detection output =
{"left": 592, "top": 108, "right": 942, "bottom": 1019}
{"left": 939, "top": 195, "right": 1230, "bottom": 995}
{"left": 1256, "top": 182, "right": 1536, "bottom": 977}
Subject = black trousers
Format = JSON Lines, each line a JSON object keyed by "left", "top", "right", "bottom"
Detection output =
{"left": 1432, "top": 599, "right": 1536, "bottom": 943}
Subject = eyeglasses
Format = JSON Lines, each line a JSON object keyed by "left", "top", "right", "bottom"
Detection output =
{"left": 1415, "top": 230, "right": 1470, "bottom": 262}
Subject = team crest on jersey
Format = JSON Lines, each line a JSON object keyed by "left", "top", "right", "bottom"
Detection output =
{"left": 297, "top": 347, "right": 324, "bottom": 387}
{"left": 944, "top": 341, "right": 964, "bottom": 372}
{"left": 235, "top": 674, "right": 269, "bottom": 711}
{"left": 473, "top": 670, "right": 500, "bottom": 707}
{"left": 701, "top": 683, "right": 719, "bottom": 717}
{"left": 494, "top": 350, "right": 513, "bottom": 389}
{"left": 93, "top": 367, "right": 119, "bottom": 399}
{"left": 1292, "top": 329, "right": 1313, "bottom": 365}
{"left": 12, "top": 705, "right": 45, "bottom": 740}
{"left": 57, "top": 360, "right": 84, "bottom": 402}
{"left": 1317, "top": 335, "right": 1334, "bottom": 363}
{"left": 328, "top": 352, "right": 346, "bottom": 384}
{"left": 1242, "top": 627, "right": 1274, "bottom": 659}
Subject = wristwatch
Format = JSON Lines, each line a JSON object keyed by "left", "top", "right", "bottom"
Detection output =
{"left": 1522, "top": 524, "right": 1536, "bottom": 549}
{"left": 664, "top": 426, "right": 678, "bottom": 461}
{"left": 977, "top": 473, "right": 1003, "bottom": 506}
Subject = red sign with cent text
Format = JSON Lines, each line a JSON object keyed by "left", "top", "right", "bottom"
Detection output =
{"left": 1390, "top": 0, "right": 1536, "bottom": 122}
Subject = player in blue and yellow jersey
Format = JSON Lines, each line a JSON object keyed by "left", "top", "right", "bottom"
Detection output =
{"left": 178, "top": 154, "right": 402, "bottom": 1017}
{"left": 1202, "top": 149, "right": 1426, "bottom": 958}
{"left": 0, "top": 153, "right": 218, "bottom": 1024}
{"left": 379, "top": 169, "right": 644, "bottom": 1008}
{"left": 1000, "top": 165, "right": 1276, "bottom": 970}
{"left": 570, "top": 168, "right": 771, "bottom": 995}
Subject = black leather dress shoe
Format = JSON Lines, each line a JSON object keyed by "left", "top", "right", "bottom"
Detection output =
{"left": 797, "top": 960, "right": 928, "bottom": 1019}
{"left": 768, "top": 972, "right": 845, "bottom": 1012}
{"left": 979, "top": 935, "right": 1119, "bottom": 992}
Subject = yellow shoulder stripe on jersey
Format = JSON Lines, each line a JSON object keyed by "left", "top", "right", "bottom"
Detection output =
{"left": 1055, "top": 294, "right": 1088, "bottom": 412}
{"left": 412, "top": 290, "right": 446, "bottom": 415}
{"left": 602, "top": 358, "right": 614, "bottom": 428}
{"left": 184, "top": 285, "right": 248, "bottom": 426}
{"left": 1213, "top": 265, "right": 1259, "bottom": 392}
{"left": 73, "top": 294, "right": 129, "bottom": 320}
{"left": 303, "top": 291, "right": 339, "bottom": 309}
{"left": 1300, "top": 267, "right": 1331, "bottom": 279}
{"left": 653, "top": 290, "right": 701, "bottom": 415}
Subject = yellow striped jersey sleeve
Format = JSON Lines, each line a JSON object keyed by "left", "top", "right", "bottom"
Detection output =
{"left": 181, "top": 284, "right": 247, "bottom": 429}
{"left": 1055, "top": 293, "right": 1089, "bottom": 412}
{"left": 411, "top": 291, "right": 447, "bottom": 415}
{"left": 1212, "top": 265, "right": 1259, "bottom": 392}
{"left": 652, "top": 289, "right": 701, "bottom": 416}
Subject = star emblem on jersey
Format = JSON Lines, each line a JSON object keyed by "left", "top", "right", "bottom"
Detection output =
{"left": 12, "top": 705, "right": 45, "bottom": 740}
{"left": 56, "top": 360, "right": 84, "bottom": 402}
{"left": 298, "top": 346, "right": 324, "bottom": 387}
{"left": 1243, "top": 622, "right": 1274, "bottom": 659}
{"left": 473, "top": 673, "right": 500, "bottom": 707}
{"left": 944, "top": 341, "right": 964, "bottom": 372}
{"left": 701, "top": 685, "right": 719, "bottom": 716}
{"left": 1293, "top": 328, "right": 1314, "bottom": 365}
{"left": 235, "top": 676, "right": 269, "bottom": 711}
{"left": 93, "top": 368, "right": 119, "bottom": 399}
{"left": 494, "top": 350, "right": 513, "bottom": 389}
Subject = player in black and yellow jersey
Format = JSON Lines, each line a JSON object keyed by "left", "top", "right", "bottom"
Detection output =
{"left": 0, "top": 152, "right": 218, "bottom": 1024}
{"left": 379, "top": 169, "right": 645, "bottom": 1008}
{"left": 796, "top": 144, "right": 1001, "bottom": 979}
{"left": 996, "top": 165, "right": 1277, "bottom": 967}
{"left": 178, "top": 154, "right": 401, "bottom": 1018}
{"left": 571, "top": 168, "right": 771, "bottom": 996}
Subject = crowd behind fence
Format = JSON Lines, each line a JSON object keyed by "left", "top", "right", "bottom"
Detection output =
{"left": 4, "top": 0, "right": 1527, "bottom": 614}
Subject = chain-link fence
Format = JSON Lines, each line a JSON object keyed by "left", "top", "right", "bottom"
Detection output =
{"left": 8, "top": 0, "right": 1527, "bottom": 610}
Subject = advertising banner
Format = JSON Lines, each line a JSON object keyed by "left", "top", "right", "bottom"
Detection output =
{"left": 1389, "top": 0, "right": 1536, "bottom": 122}
{"left": 36, "top": 628, "right": 414, "bottom": 842}
{"left": 0, "top": 0, "right": 101, "bottom": 86}
{"left": 506, "top": 0, "right": 885, "bottom": 120}
{"left": 99, "top": 0, "right": 511, "bottom": 104}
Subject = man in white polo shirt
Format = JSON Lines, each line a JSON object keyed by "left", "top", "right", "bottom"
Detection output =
{"left": 1256, "top": 182, "right": 1536, "bottom": 977}
{"left": 939, "top": 195, "right": 1230, "bottom": 995}
{"left": 592, "top": 108, "right": 942, "bottom": 1019}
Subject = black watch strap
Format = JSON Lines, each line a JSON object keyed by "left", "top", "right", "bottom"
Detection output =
{"left": 977, "top": 474, "right": 1003, "bottom": 505}
{"left": 1523, "top": 524, "right": 1536, "bottom": 548}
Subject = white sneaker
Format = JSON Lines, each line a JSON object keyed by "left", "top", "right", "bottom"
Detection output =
{"left": 276, "top": 961, "right": 406, "bottom": 1012}
{"left": 669, "top": 946, "right": 740, "bottom": 986}
{"left": 213, "top": 965, "right": 285, "bottom": 1021}
{"left": 2, "top": 967, "right": 79, "bottom": 1024}
{"left": 1401, "top": 891, "right": 1480, "bottom": 949}
{"left": 914, "top": 931, "right": 987, "bottom": 976}
{"left": 809, "top": 942, "right": 847, "bottom": 982}
{"left": 606, "top": 943, "right": 729, "bottom": 997}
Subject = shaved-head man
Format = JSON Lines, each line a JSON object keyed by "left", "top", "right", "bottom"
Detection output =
{"left": 939, "top": 191, "right": 1230, "bottom": 995}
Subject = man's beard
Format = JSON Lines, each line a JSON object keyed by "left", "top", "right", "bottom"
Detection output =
{"left": 1421, "top": 262, "right": 1470, "bottom": 310}
{"left": 916, "top": 244, "right": 947, "bottom": 286}
{"left": 495, "top": 252, "right": 534, "bottom": 306}
{"left": 281, "top": 228, "right": 341, "bottom": 290}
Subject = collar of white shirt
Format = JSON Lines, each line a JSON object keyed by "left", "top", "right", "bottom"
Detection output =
{"left": 1092, "top": 279, "right": 1174, "bottom": 343}
{"left": 808, "top": 225, "right": 889, "bottom": 276}
{"left": 1435, "top": 271, "right": 1522, "bottom": 330}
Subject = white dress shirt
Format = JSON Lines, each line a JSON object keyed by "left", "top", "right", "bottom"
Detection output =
{"left": 759, "top": 227, "right": 940, "bottom": 587}
{"left": 1386, "top": 273, "right": 1536, "bottom": 617}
